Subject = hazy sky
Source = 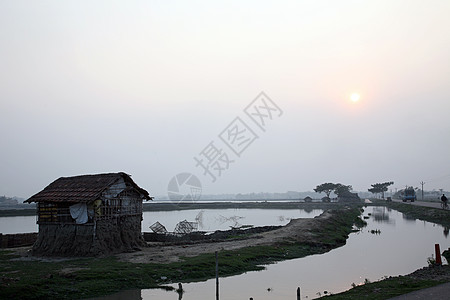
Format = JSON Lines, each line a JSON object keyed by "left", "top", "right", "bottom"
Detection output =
{"left": 1, "top": 1, "right": 450, "bottom": 198}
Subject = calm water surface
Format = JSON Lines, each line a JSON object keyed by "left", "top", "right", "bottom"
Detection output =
{"left": 93, "top": 206, "right": 449, "bottom": 300}
{"left": 0, "top": 215, "right": 38, "bottom": 234}
{"left": 142, "top": 208, "right": 323, "bottom": 232}
{"left": 3, "top": 207, "right": 448, "bottom": 299}
{"left": 0, "top": 208, "right": 322, "bottom": 234}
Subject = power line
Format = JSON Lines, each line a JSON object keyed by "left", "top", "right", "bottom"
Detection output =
{"left": 424, "top": 173, "right": 450, "bottom": 184}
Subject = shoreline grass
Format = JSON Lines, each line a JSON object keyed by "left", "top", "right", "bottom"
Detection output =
{"left": 323, "top": 272, "right": 449, "bottom": 300}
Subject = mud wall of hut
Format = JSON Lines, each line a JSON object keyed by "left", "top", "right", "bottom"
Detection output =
{"left": 32, "top": 215, "right": 145, "bottom": 256}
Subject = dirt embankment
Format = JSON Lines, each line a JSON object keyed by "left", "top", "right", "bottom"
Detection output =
{"left": 117, "top": 209, "right": 358, "bottom": 264}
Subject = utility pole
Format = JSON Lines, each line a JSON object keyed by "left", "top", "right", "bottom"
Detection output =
{"left": 420, "top": 181, "right": 425, "bottom": 201}
{"left": 215, "top": 251, "right": 219, "bottom": 300}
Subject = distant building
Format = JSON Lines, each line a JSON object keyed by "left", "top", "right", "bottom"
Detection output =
{"left": 304, "top": 196, "right": 313, "bottom": 202}
{"left": 24, "top": 172, "right": 151, "bottom": 256}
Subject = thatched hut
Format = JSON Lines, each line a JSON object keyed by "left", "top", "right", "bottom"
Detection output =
{"left": 24, "top": 172, "right": 151, "bottom": 256}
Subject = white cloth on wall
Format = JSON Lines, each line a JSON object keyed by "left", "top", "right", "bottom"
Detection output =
{"left": 70, "top": 203, "right": 88, "bottom": 224}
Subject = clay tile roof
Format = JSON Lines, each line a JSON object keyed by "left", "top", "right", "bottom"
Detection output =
{"left": 25, "top": 172, "right": 151, "bottom": 203}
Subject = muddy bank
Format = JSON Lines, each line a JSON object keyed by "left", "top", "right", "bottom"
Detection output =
{"left": 0, "top": 233, "right": 37, "bottom": 248}
{"left": 118, "top": 207, "right": 364, "bottom": 264}
{"left": 143, "top": 225, "right": 281, "bottom": 244}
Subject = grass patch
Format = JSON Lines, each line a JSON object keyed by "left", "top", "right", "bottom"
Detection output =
{"left": 325, "top": 275, "right": 447, "bottom": 299}
{"left": 312, "top": 208, "right": 366, "bottom": 245}
{"left": 0, "top": 245, "right": 321, "bottom": 299}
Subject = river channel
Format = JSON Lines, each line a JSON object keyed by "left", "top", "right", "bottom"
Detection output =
{"left": 1, "top": 206, "right": 448, "bottom": 299}
{"left": 91, "top": 206, "right": 449, "bottom": 300}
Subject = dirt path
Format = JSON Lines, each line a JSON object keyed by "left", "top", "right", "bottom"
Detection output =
{"left": 117, "top": 210, "right": 335, "bottom": 264}
{"left": 392, "top": 199, "right": 443, "bottom": 209}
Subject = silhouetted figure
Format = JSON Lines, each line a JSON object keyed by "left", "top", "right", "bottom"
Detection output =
{"left": 441, "top": 194, "right": 448, "bottom": 209}
{"left": 177, "top": 283, "right": 184, "bottom": 300}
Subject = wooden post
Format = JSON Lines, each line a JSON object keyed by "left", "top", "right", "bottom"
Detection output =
{"left": 216, "top": 251, "right": 219, "bottom": 300}
{"left": 297, "top": 287, "right": 301, "bottom": 300}
{"left": 435, "top": 244, "right": 442, "bottom": 265}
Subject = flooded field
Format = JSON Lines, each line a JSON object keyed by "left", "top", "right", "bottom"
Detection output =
{"left": 93, "top": 206, "right": 449, "bottom": 300}
{"left": 142, "top": 208, "right": 323, "bottom": 233}
{"left": 0, "top": 208, "right": 323, "bottom": 234}
{"left": 0, "top": 215, "right": 37, "bottom": 234}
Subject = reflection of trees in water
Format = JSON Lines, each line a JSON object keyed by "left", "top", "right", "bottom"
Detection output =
{"left": 444, "top": 227, "right": 449, "bottom": 238}
{"left": 373, "top": 213, "right": 390, "bottom": 222}
{"left": 372, "top": 207, "right": 394, "bottom": 224}
{"left": 304, "top": 207, "right": 314, "bottom": 214}
{"left": 402, "top": 213, "right": 417, "bottom": 222}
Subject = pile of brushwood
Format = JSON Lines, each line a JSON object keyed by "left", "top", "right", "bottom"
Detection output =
{"left": 143, "top": 225, "right": 281, "bottom": 244}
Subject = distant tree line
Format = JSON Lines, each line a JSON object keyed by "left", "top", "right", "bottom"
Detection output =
{"left": 0, "top": 196, "right": 19, "bottom": 205}
{"left": 313, "top": 181, "right": 397, "bottom": 201}
{"left": 368, "top": 181, "right": 394, "bottom": 199}
{"left": 313, "top": 183, "right": 353, "bottom": 199}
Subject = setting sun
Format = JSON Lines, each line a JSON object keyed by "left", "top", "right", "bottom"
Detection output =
{"left": 350, "top": 93, "right": 360, "bottom": 102}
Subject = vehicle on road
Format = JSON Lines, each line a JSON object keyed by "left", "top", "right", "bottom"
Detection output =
{"left": 402, "top": 187, "right": 416, "bottom": 202}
